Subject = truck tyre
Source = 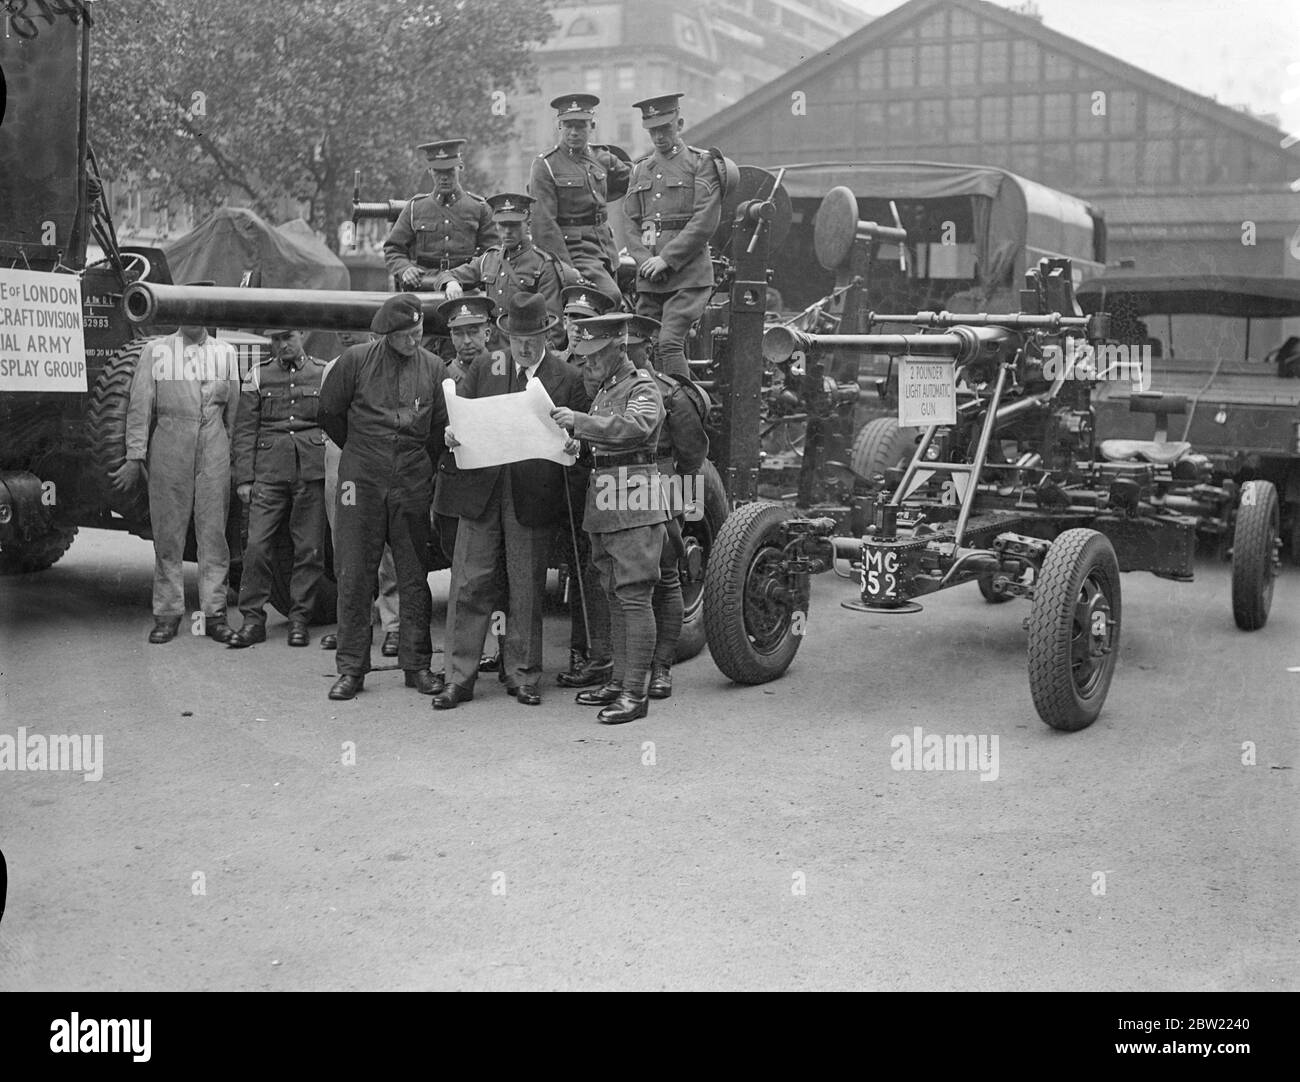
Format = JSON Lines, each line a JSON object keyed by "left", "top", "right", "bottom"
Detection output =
{"left": 850, "top": 417, "right": 915, "bottom": 486}
{"left": 1231, "top": 479, "right": 1279, "bottom": 631}
{"left": 1027, "top": 528, "right": 1121, "bottom": 732}
{"left": 704, "top": 501, "right": 804, "bottom": 684}
{"left": 87, "top": 339, "right": 153, "bottom": 534}
{"left": 0, "top": 525, "right": 78, "bottom": 573}
{"left": 675, "top": 459, "right": 727, "bottom": 662}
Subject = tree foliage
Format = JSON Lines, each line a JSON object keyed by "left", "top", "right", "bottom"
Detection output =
{"left": 88, "top": 0, "right": 556, "bottom": 246}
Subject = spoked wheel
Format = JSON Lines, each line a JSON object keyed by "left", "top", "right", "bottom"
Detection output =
{"left": 704, "top": 501, "right": 804, "bottom": 684}
{"left": 1230, "top": 479, "right": 1280, "bottom": 631}
{"left": 1027, "top": 529, "right": 1121, "bottom": 731}
{"left": 675, "top": 460, "right": 727, "bottom": 662}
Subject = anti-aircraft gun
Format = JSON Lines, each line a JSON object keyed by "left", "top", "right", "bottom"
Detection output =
{"left": 701, "top": 257, "right": 1279, "bottom": 732}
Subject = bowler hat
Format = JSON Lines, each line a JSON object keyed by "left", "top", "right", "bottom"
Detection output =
{"left": 372, "top": 293, "right": 424, "bottom": 334}
{"left": 496, "top": 293, "right": 557, "bottom": 337}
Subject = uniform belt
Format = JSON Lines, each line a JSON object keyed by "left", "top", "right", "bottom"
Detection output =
{"left": 593, "top": 451, "right": 657, "bottom": 467}
{"left": 650, "top": 217, "right": 691, "bottom": 230}
{"left": 556, "top": 213, "right": 604, "bottom": 227}
{"left": 417, "top": 255, "right": 470, "bottom": 271}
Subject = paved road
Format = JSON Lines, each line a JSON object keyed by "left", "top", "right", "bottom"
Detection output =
{"left": 0, "top": 527, "right": 1295, "bottom": 990}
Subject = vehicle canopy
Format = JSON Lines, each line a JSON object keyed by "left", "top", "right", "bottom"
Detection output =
{"left": 771, "top": 160, "right": 1105, "bottom": 312}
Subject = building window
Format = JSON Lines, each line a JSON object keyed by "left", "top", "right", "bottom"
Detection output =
{"left": 829, "top": 62, "right": 857, "bottom": 93}
{"left": 1075, "top": 142, "right": 1105, "bottom": 183}
{"left": 1076, "top": 91, "right": 1104, "bottom": 135}
{"left": 1009, "top": 144, "right": 1040, "bottom": 178}
{"left": 949, "top": 98, "right": 976, "bottom": 135}
{"left": 887, "top": 99, "right": 916, "bottom": 135}
{"left": 1145, "top": 98, "right": 1178, "bottom": 134}
{"left": 858, "top": 51, "right": 886, "bottom": 91}
{"left": 583, "top": 67, "right": 601, "bottom": 93}
{"left": 617, "top": 121, "right": 633, "bottom": 147}
{"left": 1011, "top": 40, "right": 1040, "bottom": 81}
{"left": 951, "top": 10, "right": 977, "bottom": 36}
{"left": 1040, "top": 142, "right": 1072, "bottom": 186}
{"left": 1042, "top": 93, "right": 1072, "bottom": 135}
{"left": 1109, "top": 141, "right": 1138, "bottom": 185}
{"left": 1144, "top": 140, "right": 1176, "bottom": 185}
{"left": 918, "top": 99, "right": 946, "bottom": 141}
{"left": 859, "top": 101, "right": 886, "bottom": 142}
{"left": 1042, "top": 49, "right": 1075, "bottom": 82}
{"left": 950, "top": 42, "right": 977, "bottom": 85}
{"left": 888, "top": 46, "right": 916, "bottom": 89}
{"left": 616, "top": 65, "right": 634, "bottom": 92}
{"left": 979, "top": 96, "right": 1008, "bottom": 141}
{"left": 919, "top": 44, "right": 945, "bottom": 87}
{"left": 1010, "top": 95, "right": 1039, "bottom": 139}
{"left": 980, "top": 39, "right": 1008, "bottom": 83}
{"left": 568, "top": 16, "right": 597, "bottom": 36}
{"left": 918, "top": 10, "right": 946, "bottom": 38}
{"left": 1109, "top": 91, "right": 1137, "bottom": 135}
{"left": 1179, "top": 137, "right": 1209, "bottom": 185}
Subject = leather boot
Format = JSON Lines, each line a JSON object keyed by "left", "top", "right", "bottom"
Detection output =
{"left": 404, "top": 669, "right": 445, "bottom": 695}
{"left": 228, "top": 622, "right": 267, "bottom": 649}
{"left": 320, "top": 633, "right": 338, "bottom": 650}
{"left": 558, "top": 654, "right": 615, "bottom": 688}
{"left": 148, "top": 617, "right": 181, "bottom": 644}
{"left": 575, "top": 682, "right": 622, "bottom": 706}
{"left": 205, "top": 613, "right": 235, "bottom": 644}
{"left": 381, "top": 631, "right": 400, "bottom": 657}
{"left": 328, "top": 674, "right": 365, "bottom": 700}
{"left": 647, "top": 663, "right": 673, "bottom": 700}
{"left": 598, "top": 692, "right": 649, "bottom": 725}
{"left": 287, "top": 622, "right": 310, "bottom": 647}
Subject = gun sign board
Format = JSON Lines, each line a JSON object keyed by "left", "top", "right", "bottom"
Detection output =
{"left": 0, "top": 269, "right": 87, "bottom": 392}
{"left": 898, "top": 357, "right": 956, "bottom": 427}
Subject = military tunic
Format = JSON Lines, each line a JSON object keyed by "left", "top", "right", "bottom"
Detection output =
{"left": 620, "top": 144, "right": 722, "bottom": 378}
{"left": 433, "top": 242, "right": 567, "bottom": 344}
{"left": 382, "top": 189, "right": 499, "bottom": 284}
{"left": 530, "top": 144, "right": 630, "bottom": 301}
{"left": 232, "top": 352, "right": 329, "bottom": 627}
{"left": 571, "top": 360, "right": 668, "bottom": 697}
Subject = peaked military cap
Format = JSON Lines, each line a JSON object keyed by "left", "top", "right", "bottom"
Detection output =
{"left": 625, "top": 315, "right": 661, "bottom": 343}
{"left": 561, "top": 285, "right": 616, "bottom": 318}
{"left": 437, "top": 293, "right": 496, "bottom": 328}
{"left": 551, "top": 93, "right": 599, "bottom": 121}
{"left": 417, "top": 138, "right": 467, "bottom": 169}
{"left": 632, "top": 92, "right": 684, "bottom": 129}
{"left": 569, "top": 312, "right": 634, "bottom": 355}
{"left": 486, "top": 192, "right": 533, "bottom": 222}
{"left": 372, "top": 293, "right": 424, "bottom": 334}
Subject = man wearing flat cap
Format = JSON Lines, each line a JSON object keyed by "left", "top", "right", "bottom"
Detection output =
{"left": 529, "top": 94, "right": 631, "bottom": 304}
{"left": 383, "top": 138, "right": 498, "bottom": 292}
{"left": 318, "top": 293, "right": 450, "bottom": 701}
{"left": 228, "top": 329, "right": 330, "bottom": 648}
{"left": 620, "top": 92, "right": 724, "bottom": 380}
{"left": 432, "top": 293, "right": 590, "bottom": 711}
{"left": 550, "top": 313, "right": 668, "bottom": 724}
{"left": 433, "top": 192, "right": 569, "bottom": 349}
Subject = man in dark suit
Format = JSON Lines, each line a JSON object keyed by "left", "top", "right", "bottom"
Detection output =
{"left": 432, "top": 293, "right": 590, "bottom": 710}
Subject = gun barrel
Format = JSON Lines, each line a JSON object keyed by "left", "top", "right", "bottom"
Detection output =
{"left": 351, "top": 199, "right": 407, "bottom": 223}
{"left": 867, "top": 311, "right": 1094, "bottom": 331}
{"left": 762, "top": 324, "right": 1013, "bottom": 365}
{"left": 122, "top": 282, "right": 448, "bottom": 332}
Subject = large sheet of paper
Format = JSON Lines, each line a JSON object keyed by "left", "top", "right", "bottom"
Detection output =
{"left": 443, "top": 377, "right": 577, "bottom": 469}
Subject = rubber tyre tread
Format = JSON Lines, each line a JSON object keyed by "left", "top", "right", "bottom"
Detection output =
{"left": 1231, "top": 479, "right": 1278, "bottom": 631}
{"left": 675, "top": 459, "right": 727, "bottom": 662}
{"left": 704, "top": 500, "right": 803, "bottom": 684}
{"left": 1027, "top": 528, "right": 1121, "bottom": 732}
{"left": 0, "top": 526, "right": 78, "bottom": 573}
{"left": 851, "top": 417, "right": 914, "bottom": 484}
{"left": 87, "top": 339, "right": 153, "bottom": 532}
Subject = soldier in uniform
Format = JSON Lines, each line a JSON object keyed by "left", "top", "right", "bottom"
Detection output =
{"left": 556, "top": 284, "right": 616, "bottom": 688}
{"left": 228, "top": 329, "right": 329, "bottom": 648}
{"left": 433, "top": 193, "right": 568, "bottom": 349}
{"left": 620, "top": 93, "right": 724, "bottom": 379}
{"left": 318, "top": 294, "right": 450, "bottom": 701}
{"left": 529, "top": 93, "right": 631, "bottom": 304}
{"left": 551, "top": 313, "right": 668, "bottom": 724}
{"left": 382, "top": 138, "right": 498, "bottom": 290}
{"left": 626, "top": 315, "right": 709, "bottom": 698}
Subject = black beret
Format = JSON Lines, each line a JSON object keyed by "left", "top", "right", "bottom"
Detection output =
{"left": 372, "top": 293, "right": 424, "bottom": 334}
